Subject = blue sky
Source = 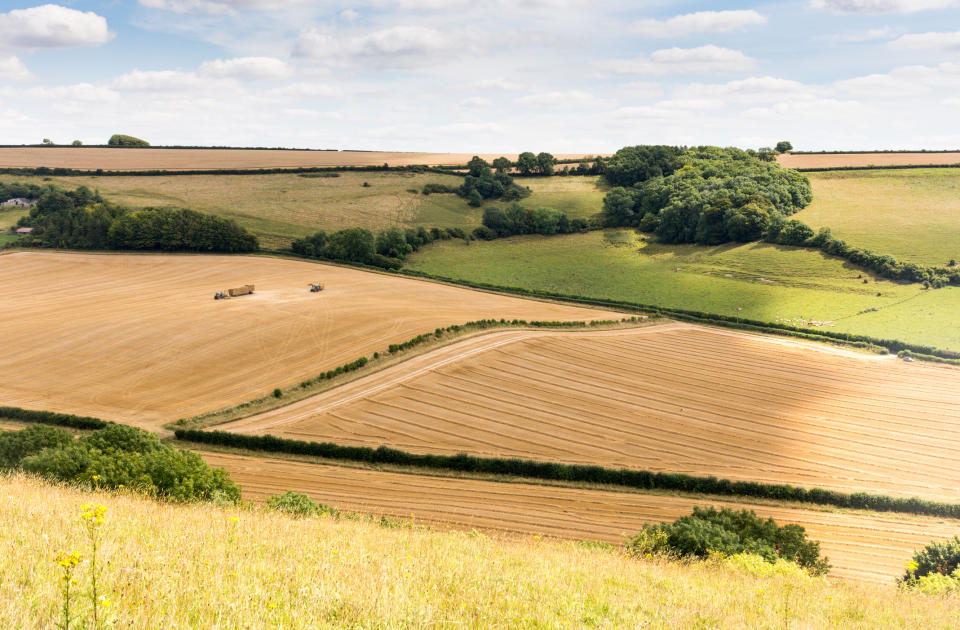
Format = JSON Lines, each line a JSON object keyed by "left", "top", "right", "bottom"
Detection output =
{"left": 0, "top": 1, "right": 959, "bottom": 151}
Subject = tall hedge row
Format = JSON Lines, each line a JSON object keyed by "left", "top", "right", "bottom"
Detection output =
{"left": 0, "top": 406, "right": 110, "bottom": 430}
{"left": 174, "top": 428, "right": 960, "bottom": 519}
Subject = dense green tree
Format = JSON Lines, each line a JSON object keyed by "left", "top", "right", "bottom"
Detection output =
{"left": 492, "top": 157, "right": 512, "bottom": 174}
{"left": 536, "top": 152, "right": 555, "bottom": 176}
{"left": 775, "top": 140, "right": 793, "bottom": 154}
{"left": 466, "top": 188, "right": 483, "bottom": 207}
{"left": 375, "top": 227, "right": 413, "bottom": 259}
{"left": 604, "top": 145, "right": 685, "bottom": 187}
{"left": 516, "top": 152, "right": 537, "bottom": 175}
{"left": 324, "top": 227, "right": 375, "bottom": 262}
{"left": 467, "top": 155, "right": 491, "bottom": 178}
{"left": 108, "top": 134, "right": 150, "bottom": 147}
{"left": 725, "top": 201, "right": 772, "bottom": 242}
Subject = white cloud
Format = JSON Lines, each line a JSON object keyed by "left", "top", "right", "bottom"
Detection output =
{"left": 459, "top": 96, "right": 492, "bottom": 109}
{"left": 516, "top": 89, "right": 611, "bottom": 107}
{"left": 269, "top": 82, "right": 343, "bottom": 98}
{"left": 138, "top": 0, "right": 297, "bottom": 14}
{"left": 340, "top": 9, "right": 360, "bottom": 21}
{"left": 471, "top": 78, "right": 525, "bottom": 91}
{"left": 0, "top": 56, "right": 31, "bottom": 81}
{"left": 295, "top": 25, "right": 465, "bottom": 67}
{"left": 835, "top": 26, "right": 893, "bottom": 42}
{"left": 198, "top": 57, "right": 293, "bottom": 80}
{"left": 632, "top": 10, "right": 767, "bottom": 38}
{"left": 889, "top": 30, "right": 960, "bottom": 50}
{"left": 111, "top": 70, "right": 206, "bottom": 93}
{"left": 810, "top": 0, "right": 958, "bottom": 13}
{"left": 15, "top": 83, "right": 120, "bottom": 103}
{"left": 675, "top": 77, "right": 818, "bottom": 103}
{"left": 834, "top": 64, "right": 960, "bottom": 96}
{"left": 602, "top": 46, "right": 756, "bottom": 76}
{"left": 0, "top": 4, "right": 111, "bottom": 49}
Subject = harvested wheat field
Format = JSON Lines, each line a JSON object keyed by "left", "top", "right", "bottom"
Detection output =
{"left": 0, "top": 147, "right": 598, "bottom": 171}
{"left": 202, "top": 451, "right": 960, "bottom": 583}
{"left": 224, "top": 324, "right": 960, "bottom": 502}
{"left": 778, "top": 152, "right": 960, "bottom": 169}
{"left": 0, "top": 252, "right": 612, "bottom": 426}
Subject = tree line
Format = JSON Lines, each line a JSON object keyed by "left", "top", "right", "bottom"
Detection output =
{"left": 291, "top": 225, "right": 467, "bottom": 269}
{"left": 11, "top": 183, "right": 259, "bottom": 253}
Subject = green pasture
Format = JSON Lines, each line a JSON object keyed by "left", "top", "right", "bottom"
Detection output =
{"left": 797, "top": 168, "right": 960, "bottom": 267}
{"left": 406, "top": 230, "right": 960, "bottom": 351}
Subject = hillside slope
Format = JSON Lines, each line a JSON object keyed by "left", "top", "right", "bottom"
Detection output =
{"left": 5, "top": 474, "right": 958, "bottom": 629}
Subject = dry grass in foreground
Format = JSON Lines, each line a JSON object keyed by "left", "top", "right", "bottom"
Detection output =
{"left": 4, "top": 474, "right": 959, "bottom": 629}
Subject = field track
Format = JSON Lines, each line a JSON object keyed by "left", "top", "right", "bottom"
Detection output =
{"left": 202, "top": 451, "right": 960, "bottom": 583}
{"left": 778, "top": 152, "right": 960, "bottom": 169}
{"left": 0, "top": 252, "right": 611, "bottom": 425}
{"left": 223, "top": 324, "right": 960, "bottom": 502}
{"left": 0, "top": 148, "right": 597, "bottom": 171}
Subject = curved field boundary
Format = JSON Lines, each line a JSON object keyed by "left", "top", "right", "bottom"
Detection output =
{"left": 218, "top": 324, "right": 960, "bottom": 504}
{"left": 201, "top": 451, "right": 960, "bottom": 583}
{"left": 778, "top": 153, "right": 960, "bottom": 169}
{"left": 0, "top": 252, "right": 613, "bottom": 426}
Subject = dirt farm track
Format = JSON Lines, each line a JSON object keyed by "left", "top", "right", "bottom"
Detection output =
{"left": 203, "top": 451, "right": 960, "bottom": 583}
{"left": 223, "top": 324, "right": 960, "bottom": 502}
{"left": 0, "top": 147, "right": 597, "bottom": 171}
{"left": 0, "top": 252, "right": 611, "bottom": 424}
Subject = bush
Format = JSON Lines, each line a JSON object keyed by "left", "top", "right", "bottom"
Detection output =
{"left": 108, "top": 134, "right": 149, "bottom": 147}
{"left": 627, "top": 507, "right": 830, "bottom": 575}
{"left": 14, "top": 424, "right": 240, "bottom": 503}
{"left": 901, "top": 537, "right": 960, "bottom": 583}
{"left": 0, "top": 425, "right": 73, "bottom": 468}
{"left": 267, "top": 490, "right": 339, "bottom": 518}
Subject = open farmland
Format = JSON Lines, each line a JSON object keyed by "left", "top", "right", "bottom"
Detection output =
{"left": 778, "top": 152, "right": 960, "bottom": 169}
{"left": 406, "top": 230, "right": 960, "bottom": 351}
{"left": 0, "top": 173, "right": 603, "bottom": 248}
{"left": 0, "top": 252, "right": 612, "bottom": 426}
{"left": 223, "top": 323, "right": 960, "bottom": 502}
{"left": 795, "top": 168, "right": 960, "bottom": 266}
{"left": 0, "top": 147, "right": 600, "bottom": 171}
{"left": 202, "top": 450, "right": 960, "bottom": 583}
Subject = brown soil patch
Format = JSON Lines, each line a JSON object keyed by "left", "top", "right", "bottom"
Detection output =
{"left": 224, "top": 324, "right": 960, "bottom": 502}
{"left": 0, "top": 252, "right": 611, "bottom": 426}
{"left": 0, "top": 148, "right": 600, "bottom": 171}
{"left": 202, "top": 451, "right": 960, "bottom": 583}
{"left": 779, "top": 153, "right": 960, "bottom": 169}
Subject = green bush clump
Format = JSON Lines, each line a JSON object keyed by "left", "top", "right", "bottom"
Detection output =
{"left": 267, "top": 490, "right": 339, "bottom": 518}
{"left": 901, "top": 537, "right": 960, "bottom": 584}
{"left": 2, "top": 424, "right": 240, "bottom": 503}
{"left": 628, "top": 507, "right": 830, "bottom": 575}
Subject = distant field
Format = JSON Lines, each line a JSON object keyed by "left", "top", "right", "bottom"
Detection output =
{"left": 0, "top": 252, "right": 611, "bottom": 425}
{"left": 796, "top": 168, "right": 960, "bottom": 266}
{"left": 0, "top": 173, "right": 602, "bottom": 248}
{"left": 204, "top": 450, "right": 960, "bottom": 583}
{"left": 779, "top": 152, "right": 960, "bottom": 169}
{"left": 405, "top": 230, "right": 960, "bottom": 351}
{"left": 224, "top": 323, "right": 960, "bottom": 501}
{"left": 0, "top": 147, "right": 600, "bottom": 171}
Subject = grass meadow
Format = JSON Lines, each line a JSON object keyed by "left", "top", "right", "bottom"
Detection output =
{"left": 406, "top": 230, "right": 960, "bottom": 351}
{"left": 797, "top": 168, "right": 960, "bottom": 266}
{"left": 0, "top": 173, "right": 604, "bottom": 248}
{"left": 5, "top": 474, "right": 960, "bottom": 629}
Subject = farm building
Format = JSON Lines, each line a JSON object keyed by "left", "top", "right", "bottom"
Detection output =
{"left": 15, "top": 227, "right": 33, "bottom": 235}
{"left": 1, "top": 198, "right": 36, "bottom": 208}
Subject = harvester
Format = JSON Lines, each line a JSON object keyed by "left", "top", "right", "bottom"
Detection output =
{"left": 309, "top": 282, "right": 324, "bottom": 293}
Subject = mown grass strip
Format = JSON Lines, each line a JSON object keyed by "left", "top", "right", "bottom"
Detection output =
{"left": 174, "top": 428, "right": 960, "bottom": 520}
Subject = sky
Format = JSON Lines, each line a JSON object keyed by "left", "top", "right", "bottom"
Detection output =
{"left": 0, "top": 1, "right": 959, "bottom": 152}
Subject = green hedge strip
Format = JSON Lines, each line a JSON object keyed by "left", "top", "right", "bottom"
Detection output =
{"left": 398, "top": 269, "right": 959, "bottom": 359}
{"left": 0, "top": 165, "right": 461, "bottom": 178}
{"left": 0, "top": 406, "right": 110, "bottom": 430}
{"left": 174, "top": 428, "right": 960, "bottom": 519}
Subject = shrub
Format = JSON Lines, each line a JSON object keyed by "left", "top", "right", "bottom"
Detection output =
{"left": 16, "top": 424, "right": 240, "bottom": 503}
{"left": 0, "top": 425, "right": 73, "bottom": 468}
{"left": 627, "top": 507, "right": 830, "bottom": 575}
{"left": 267, "top": 490, "right": 339, "bottom": 518}
{"left": 273, "top": 388, "right": 283, "bottom": 399}
{"left": 901, "top": 537, "right": 960, "bottom": 583}
{"left": 107, "top": 134, "right": 149, "bottom": 147}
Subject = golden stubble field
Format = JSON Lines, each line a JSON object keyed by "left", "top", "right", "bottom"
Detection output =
{"left": 0, "top": 147, "right": 600, "bottom": 171}
{"left": 778, "top": 152, "right": 960, "bottom": 169}
{"left": 0, "top": 252, "right": 612, "bottom": 425}
{"left": 224, "top": 324, "right": 960, "bottom": 502}
{"left": 202, "top": 450, "right": 960, "bottom": 583}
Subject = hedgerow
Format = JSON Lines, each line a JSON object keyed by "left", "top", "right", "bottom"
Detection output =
{"left": 173, "top": 428, "right": 960, "bottom": 519}
{"left": 0, "top": 406, "right": 110, "bottom": 430}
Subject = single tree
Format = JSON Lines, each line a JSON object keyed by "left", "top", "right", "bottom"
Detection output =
{"left": 536, "top": 152, "right": 555, "bottom": 176}
{"left": 516, "top": 152, "right": 537, "bottom": 175}
{"left": 492, "top": 157, "right": 512, "bottom": 174}
{"left": 775, "top": 140, "right": 793, "bottom": 154}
